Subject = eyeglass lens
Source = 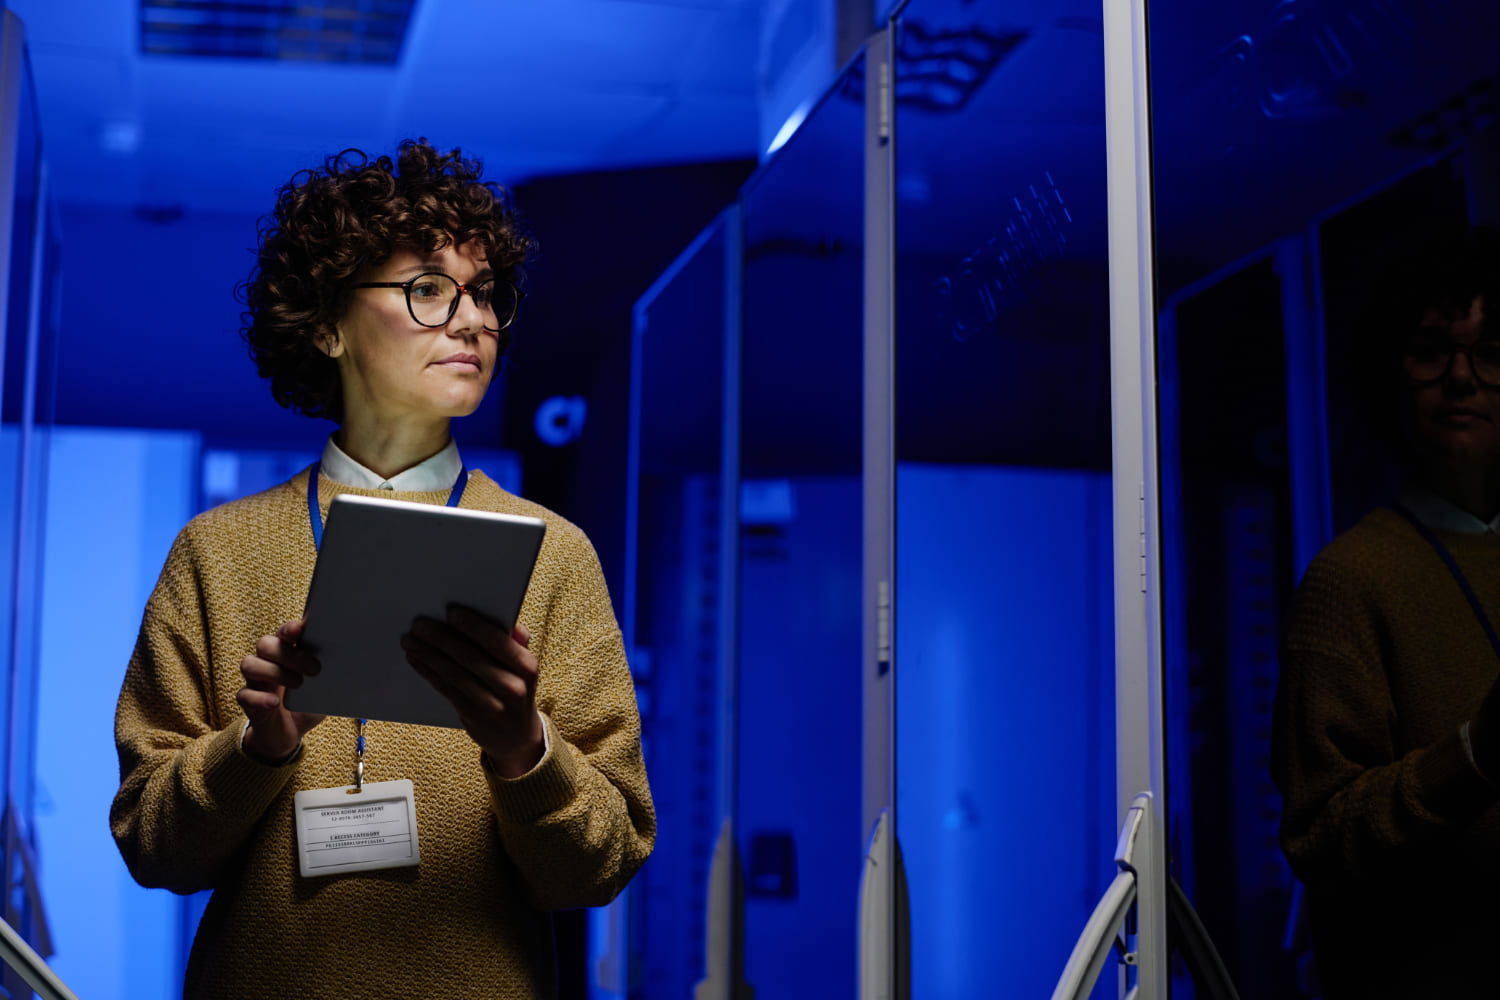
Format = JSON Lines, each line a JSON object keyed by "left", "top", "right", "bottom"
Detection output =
{"left": 1402, "top": 335, "right": 1500, "bottom": 385}
{"left": 407, "top": 274, "right": 518, "bottom": 331}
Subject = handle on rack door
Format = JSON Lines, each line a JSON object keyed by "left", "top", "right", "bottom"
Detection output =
{"left": 1051, "top": 795, "right": 1149, "bottom": 1000}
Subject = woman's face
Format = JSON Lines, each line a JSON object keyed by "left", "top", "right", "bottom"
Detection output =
{"left": 1406, "top": 295, "right": 1500, "bottom": 469}
{"left": 330, "top": 240, "right": 498, "bottom": 426}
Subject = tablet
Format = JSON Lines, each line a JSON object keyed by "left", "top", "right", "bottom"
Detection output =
{"left": 290, "top": 493, "right": 547, "bottom": 728}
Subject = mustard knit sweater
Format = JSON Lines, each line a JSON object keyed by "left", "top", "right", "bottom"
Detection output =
{"left": 1273, "top": 507, "right": 1500, "bottom": 998}
{"left": 110, "top": 468, "right": 655, "bottom": 999}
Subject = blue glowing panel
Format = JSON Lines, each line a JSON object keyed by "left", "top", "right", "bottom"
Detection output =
{"left": 895, "top": 463, "right": 1115, "bottom": 999}
{"left": 34, "top": 427, "right": 199, "bottom": 1000}
{"left": 737, "top": 476, "right": 862, "bottom": 1000}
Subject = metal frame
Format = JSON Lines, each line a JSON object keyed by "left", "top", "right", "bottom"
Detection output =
{"left": 858, "top": 24, "right": 902, "bottom": 1000}
{"left": 694, "top": 200, "right": 749, "bottom": 1000}
{"left": 1052, "top": 794, "right": 1149, "bottom": 1000}
{"left": 0, "top": 913, "right": 75, "bottom": 1000}
{"left": 0, "top": 11, "right": 25, "bottom": 423}
{"left": 1102, "top": 0, "right": 1168, "bottom": 995}
{"left": 1276, "top": 234, "right": 1334, "bottom": 576}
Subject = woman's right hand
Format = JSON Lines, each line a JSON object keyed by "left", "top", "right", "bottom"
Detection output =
{"left": 237, "top": 618, "right": 325, "bottom": 764}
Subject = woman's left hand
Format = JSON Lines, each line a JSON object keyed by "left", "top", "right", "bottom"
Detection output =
{"left": 402, "top": 607, "right": 545, "bottom": 778}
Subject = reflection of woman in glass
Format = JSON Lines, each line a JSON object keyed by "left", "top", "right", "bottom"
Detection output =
{"left": 1273, "top": 228, "right": 1500, "bottom": 997}
{"left": 109, "top": 140, "right": 654, "bottom": 998}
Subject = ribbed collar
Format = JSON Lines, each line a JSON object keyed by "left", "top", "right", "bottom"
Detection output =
{"left": 320, "top": 435, "right": 464, "bottom": 492}
{"left": 1399, "top": 481, "right": 1500, "bottom": 535}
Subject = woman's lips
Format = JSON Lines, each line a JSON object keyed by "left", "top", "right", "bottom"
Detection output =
{"left": 433, "top": 354, "right": 481, "bottom": 372}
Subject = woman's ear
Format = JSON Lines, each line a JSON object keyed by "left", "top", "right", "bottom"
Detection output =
{"left": 315, "top": 326, "right": 345, "bottom": 359}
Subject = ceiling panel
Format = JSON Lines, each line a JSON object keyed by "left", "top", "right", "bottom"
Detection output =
{"left": 8, "top": 0, "right": 763, "bottom": 211}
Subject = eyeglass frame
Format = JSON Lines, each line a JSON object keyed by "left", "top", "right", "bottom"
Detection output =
{"left": 1400, "top": 333, "right": 1500, "bottom": 389}
{"left": 351, "top": 271, "right": 524, "bottom": 332}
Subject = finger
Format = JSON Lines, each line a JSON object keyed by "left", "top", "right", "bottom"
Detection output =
{"left": 240, "top": 653, "right": 308, "bottom": 691}
{"left": 254, "top": 634, "right": 321, "bottom": 677}
{"left": 409, "top": 619, "right": 490, "bottom": 675}
{"left": 513, "top": 622, "right": 530, "bottom": 648}
{"left": 403, "top": 633, "right": 527, "bottom": 705}
{"left": 443, "top": 608, "right": 538, "bottom": 682}
{"left": 236, "top": 685, "right": 285, "bottom": 715}
{"left": 444, "top": 606, "right": 508, "bottom": 655}
{"left": 408, "top": 651, "right": 511, "bottom": 718}
{"left": 411, "top": 618, "right": 535, "bottom": 693}
{"left": 278, "top": 618, "right": 307, "bottom": 643}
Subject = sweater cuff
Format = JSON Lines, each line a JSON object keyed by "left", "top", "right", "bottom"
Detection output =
{"left": 200, "top": 723, "right": 300, "bottom": 818}
{"left": 1412, "top": 726, "right": 1499, "bottom": 820}
{"left": 484, "top": 714, "right": 581, "bottom": 824}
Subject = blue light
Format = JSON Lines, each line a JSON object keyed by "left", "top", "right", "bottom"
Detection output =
{"left": 766, "top": 101, "right": 811, "bottom": 157}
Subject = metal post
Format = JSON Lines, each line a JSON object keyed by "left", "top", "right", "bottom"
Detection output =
{"left": 1102, "top": 0, "right": 1168, "bottom": 995}
{"left": 858, "top": 26, "right": 905, "bottom": 1000}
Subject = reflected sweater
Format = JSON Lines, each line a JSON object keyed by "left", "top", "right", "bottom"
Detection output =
{"left": 110, "top": 468, "right": 655, "bottom": 1000}
{"left": 1272, "top": 507, "right": 1500, "bottom": 998}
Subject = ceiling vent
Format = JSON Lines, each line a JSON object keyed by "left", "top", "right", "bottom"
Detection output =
{"left": 139, "top": 0, "right": 417, "bottom": 64}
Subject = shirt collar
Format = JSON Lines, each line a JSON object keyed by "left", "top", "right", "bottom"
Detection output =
{"left": 320, "top": 435, "right": 464, "bottom": 492}
{"left": 1399, "top": 481, "right": 1500, "bottom": 535}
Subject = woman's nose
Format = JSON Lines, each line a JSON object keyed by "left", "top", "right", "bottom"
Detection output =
{"left": 448, "top": 288, "right": 486, "bottom": 333}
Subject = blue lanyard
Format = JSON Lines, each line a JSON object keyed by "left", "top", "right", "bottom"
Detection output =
{"left": 308, "top": 458, "right": 468, "bottom": 788}
{"left": 307, "top": 459, "right": 469, "bottom": 550}
{"left": 1392, "top": 504, "right": 1500, "bottom": 661}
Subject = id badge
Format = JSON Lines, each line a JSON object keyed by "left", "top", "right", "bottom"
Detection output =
{"left": 293, "top": 779, "right": 421, "bottom": 878}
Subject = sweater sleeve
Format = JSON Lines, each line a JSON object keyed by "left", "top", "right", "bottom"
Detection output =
{"left": 483, "top": 531, "right": 655, "bottom": 910}
{"left": 1272, "top": 554, "right": 1497, "bottom": 889}
{"left": 110, "top": 526, "right": 299, "bottom": 895}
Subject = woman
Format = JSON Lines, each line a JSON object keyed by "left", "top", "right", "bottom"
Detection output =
{"left": 1272, "top": 227, "right": 1500, "bottom": 997}
{"left": 110, "top": 140, "right": 654, "bottom": 999}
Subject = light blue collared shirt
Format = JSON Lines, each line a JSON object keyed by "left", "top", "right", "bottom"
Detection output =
{"left": 1398, "top": 482, "right": 1500, "bottom": 535}
{"left": 320, "top": 436, "right": 464, "bottom": 491}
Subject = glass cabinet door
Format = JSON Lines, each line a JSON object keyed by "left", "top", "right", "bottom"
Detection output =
{"left": 627, "top": 216, "right": 731, "bottom": 1000}
{"left": 890, "top": 1, "right": 1117, "bottom": 995}
{"left": 1146, "top": 0, "right": 1500, "bottom": 996}
{"left": 736, "top": 55, "right": 867, "bottom": 1000}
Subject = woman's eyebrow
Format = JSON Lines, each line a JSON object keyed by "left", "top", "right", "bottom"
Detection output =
{"left": 394, "top": 261, "right": 494, "bottom": 279}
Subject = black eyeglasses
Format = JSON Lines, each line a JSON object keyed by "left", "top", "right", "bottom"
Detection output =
{"left": 352, "top": 272, "right": 522, "bottom": 333}
{"left": 1402, "top": 332, "right": 1500, "bottom": 387}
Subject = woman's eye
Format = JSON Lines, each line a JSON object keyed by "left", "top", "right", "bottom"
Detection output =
{"left": 411, "top": 282, "right": 443, "bottom": 300}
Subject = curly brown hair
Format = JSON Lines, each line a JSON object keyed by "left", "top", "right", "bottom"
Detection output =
{"left": 239, "top": 139, "right": 536, "bottom": 422}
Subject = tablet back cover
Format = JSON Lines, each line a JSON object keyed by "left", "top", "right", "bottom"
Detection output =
{"left": 291, "top": 494, "right": 546, "bottom": 728}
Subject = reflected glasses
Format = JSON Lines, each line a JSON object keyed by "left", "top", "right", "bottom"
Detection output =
{"left": 352, "top": 272, "right": 522, "bottom": 333}
{"left": 1401, "top": 332, "right": 1500, "bottom": 387}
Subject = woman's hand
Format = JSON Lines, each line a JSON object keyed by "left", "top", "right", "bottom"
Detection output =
{"left": 237, "top": 618, "right": 326, "bottom": 764}
{"left": 401, "top": 607, "right": 544, "bottom": 778}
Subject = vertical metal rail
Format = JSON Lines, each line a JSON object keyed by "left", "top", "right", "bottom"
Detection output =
{"left": 696, "top": 201, "right": 750, "bottom": 1000}
{"left": 5, "top": 155, "right": 51, "bottom": 1000}
{"left": 0, "top": 11, "right": 24, "bottom": 412}
{"left": 1276, "top": 234, "right": 1334, "bottom": 578}
{"left": 1102, "top": 0, "right": 1169, "bottom": 995}
{"left": 858, "top": 25, "right": 906, "bottom": 1000}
